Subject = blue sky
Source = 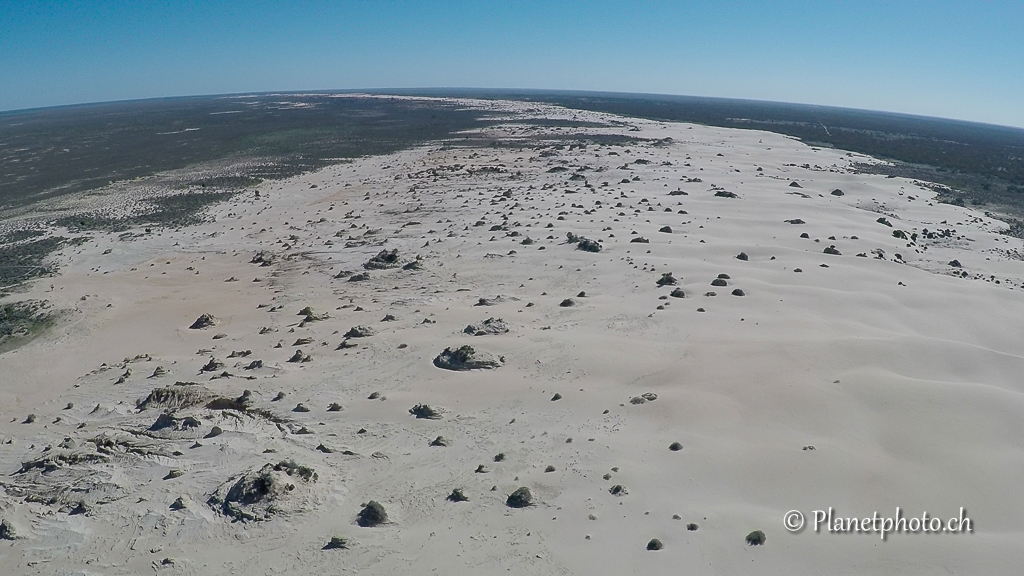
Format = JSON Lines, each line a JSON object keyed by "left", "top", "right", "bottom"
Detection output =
{"left": 2, "top": 1, "right": 1022, "bottom": 127}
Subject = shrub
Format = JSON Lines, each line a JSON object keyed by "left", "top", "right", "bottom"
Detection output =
{"left": 506, "top": 487, "right": 533, "bottom": 508}
{"left": 447, "top": 488, "right": 469, "bottom": 502}
{"left": 357, "top": 501, "right": 388, "bottom": 527}
{"left": 324, "top": 536, "right": 349, "bottom": 549}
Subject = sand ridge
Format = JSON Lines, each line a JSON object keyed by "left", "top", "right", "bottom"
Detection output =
{"left": 2, "top": 98, "right": 1024, "bottom": 574}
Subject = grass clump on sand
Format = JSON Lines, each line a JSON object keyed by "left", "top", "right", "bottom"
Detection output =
{"left": 656, "top": 272, "right": 678, "bottom": 286}
{"left": 745, "top": 530, "right": 766, "bottom": 546}
{"left": 189, "top": 313, "right": 217, "bottom": 329}
{"left": 409, "top": 404, "right": 443, "bottom": 419}
{"left": 343, "top": 325, "right": 375, "bottom": 338}
{"left": 363, "top": 248, "right": 401, "bottom": 269}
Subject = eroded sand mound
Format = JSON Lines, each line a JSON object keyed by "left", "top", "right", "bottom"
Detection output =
{"left": 463, "top": 317, "right": 509, "bottom": 336}
{"left": 137, "top": 383, "right": 214, "bottom": 411}
{"left": 208, "top": 460, "right": 318, "bottom": 521}
{"left": 432, "top": 345, "right": 503, "bottom": 370}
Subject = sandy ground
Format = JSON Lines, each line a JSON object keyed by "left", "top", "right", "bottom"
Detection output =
{"left": 3, "top": 98, "right": 1024, "bottom": 575}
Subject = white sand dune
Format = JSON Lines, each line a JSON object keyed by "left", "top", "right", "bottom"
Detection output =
{"left": 2, "top": 98, "right": 1024, "bottom": 574}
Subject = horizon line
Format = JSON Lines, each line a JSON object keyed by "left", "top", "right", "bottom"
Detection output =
{"left": 3, "top": 87, "right": 1023, "bottom": 133}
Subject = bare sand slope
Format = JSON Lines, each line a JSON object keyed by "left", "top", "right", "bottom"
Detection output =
{"left": 2, "top": 98, "right": 1024, "bottom": 575}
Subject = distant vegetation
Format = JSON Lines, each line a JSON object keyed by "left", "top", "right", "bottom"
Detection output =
{"left": 0, "top": 95, "right": 494, "bottom": 209}
{"left": 0, "top": 300, "right": 52, "bottom": 351}
{"left": 530, "top": 93, "right": 1024, "bottom": 212}
{"left": 526, "top": 92, "right": 1023, "bottom": 182}
{"left": 5, "top": 91, "right": 1022, "bottom": 215}
{"left": 0, "top": 235, "right": 66, "bottom": 292}
{"left": 54, "top": 190, "right": 237, "bottom": 232}
{"left": 403, "top": 89, "right": 1024, "bottom": 213}
{"left": 2, "top": 89, "right": 1023, "bottom": 296}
